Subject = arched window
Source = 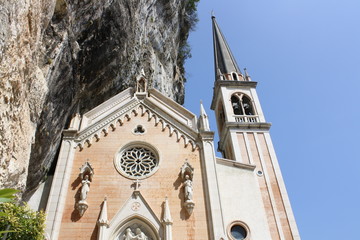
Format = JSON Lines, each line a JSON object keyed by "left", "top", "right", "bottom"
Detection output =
{"left": 231, "top": 93, "right": 254, "bottom": 116}
{"left": 231, "top": 96, "right": 243, "bottom": 115}
{"left": 232, "top": 72, "right": 238, "bottom": 80}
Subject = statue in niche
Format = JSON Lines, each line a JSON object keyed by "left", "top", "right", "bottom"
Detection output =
{"left": 77, "top": 161, "right": 94, "bottom": 216}
{"left": 184, "top": 174, "right": 193, "bottom": 201}
{"left": 121, "top": 228, "right": 148, "bottom": 240}
{"left": 80, "top": 175, "right": 90, "bottom": 202}
{"left": 138, "top": 79, "right": 145, "bottom": 92}
{"left": 180, "top": 161, "right": 195, "bottom": 215}
{"left": 123, "top": 228, "right": 135, "bottom": 240}
{"left": 135, "top": 228, "right": 148, "bottom": 240}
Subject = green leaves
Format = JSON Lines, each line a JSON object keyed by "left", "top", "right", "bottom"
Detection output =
{"left": 0, "top": 189, "right": 45, "bottom": 239}
{"left": 0, "top": 189, "right": 19, "bottom": 203}
{"left": 0, "top": 203, "right": 46, "bottom": 240}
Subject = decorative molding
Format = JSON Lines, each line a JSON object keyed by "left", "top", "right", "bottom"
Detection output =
{"left": 180, "top": 161, "right": 194, "bottom": 181}
{"left": 225, "top": 122, "right": 272, "bottom": 130}
{"left": 84, "top": 88, "right": 134, "bottom": 122}
{"left": 79, "top": 161, "right": 94, "bottom": 182}
{"left": 97, "top": 192, "right": 162, "bottom": 240}
{"left": 216, "top": 157, "right": 256, "bottom": 170}
{"left": 75, "top": 101, "right": 199, "bottom": 152}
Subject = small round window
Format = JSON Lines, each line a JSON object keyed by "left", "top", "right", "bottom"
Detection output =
{"left": 231, "top": 225, "right": 247, "bottom": 239}
{"left": 228, "top": 221, "right": 250, "bottom": 240}
{"left": 115, "top": 143, "right": 159, "bottom": 179}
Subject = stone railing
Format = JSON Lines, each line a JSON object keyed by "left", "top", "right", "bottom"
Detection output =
{"left": 234, "top": 115, "right": 259, "bottom": 123}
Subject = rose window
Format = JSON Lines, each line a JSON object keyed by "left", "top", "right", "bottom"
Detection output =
{"left": 116, "top": 146, "right": 158, "bottom": 179}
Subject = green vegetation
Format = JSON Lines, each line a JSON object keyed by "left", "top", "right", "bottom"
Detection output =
{"left": 0, "top": 189, "right": 18, "bottom": 204}
{"left": 0, "top": 189, "right": 46, "bottom": 240}
{"left": 178, "top": 0, "right": 200, "bottom": 78}
{"left": 186, "top": 0, "right": 200, "bottom": 15}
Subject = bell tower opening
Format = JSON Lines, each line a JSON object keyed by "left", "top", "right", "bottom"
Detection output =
{"left": 231, "top": 94, "right": 254, "bottom": 116}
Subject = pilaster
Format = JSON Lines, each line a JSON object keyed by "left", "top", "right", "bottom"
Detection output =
{"left": 45, "top": 129, "right": 77, "bottom": 240}
{"left": 198, "top": 131, "right": 226, "bottom": 239}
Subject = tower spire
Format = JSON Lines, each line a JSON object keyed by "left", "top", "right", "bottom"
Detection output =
{"left": 212, "top": 16, "right": 242, "bottom": 80}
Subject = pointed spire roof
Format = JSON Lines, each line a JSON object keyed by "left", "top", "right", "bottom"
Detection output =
{"left": 98, "top": 197, "right": 109, "bottom": 227}
{"left": 200, "top": 100, "right": 207, "bottom": 117}
{"left": 212, "top": 16, "right": 241, "bottom": 78}
{"left": 198, "top": 100, "right": 210, "bottom": 132}
{"left": 163, "top": 197, "right": 173, "bottom": 224}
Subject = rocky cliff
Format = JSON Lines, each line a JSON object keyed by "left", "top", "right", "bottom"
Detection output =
{"left": 0, "top": 0, "right": 197, "bottom": 198}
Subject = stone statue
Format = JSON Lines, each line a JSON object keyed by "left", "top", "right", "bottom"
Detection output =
{"left": 122, "top": 228, "right": 135, "bottom": 240}
{"left": 121, "top": 228, "right": 148, "bottom": 240}
{"left": 80, "top": 175, "right": 90, "bottom": 202}
{"left": 184, "top": 174, "right": 193, "bottom": 201}
{"left": 135, "top": 228, "right": 148, "bottom": 240}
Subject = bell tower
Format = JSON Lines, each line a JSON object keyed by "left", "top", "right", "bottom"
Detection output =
{"left": 210, "top": 16, "right": 300, "bottom": 239}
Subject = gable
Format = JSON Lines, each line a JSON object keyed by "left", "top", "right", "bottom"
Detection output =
{"left": 71, "top": 88, "right": 199, "bottom": 151}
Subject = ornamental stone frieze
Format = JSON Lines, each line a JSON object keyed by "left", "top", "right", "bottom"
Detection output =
{"left": 74, "top": 101, "right": 198, "bottom": 152}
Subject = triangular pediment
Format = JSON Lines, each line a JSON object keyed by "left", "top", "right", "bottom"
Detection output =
{"left": 107, "top": 191, "right": 162, "bottom": 240}
{"left": 70, "top": 88, "right": 200, "bottom": 151}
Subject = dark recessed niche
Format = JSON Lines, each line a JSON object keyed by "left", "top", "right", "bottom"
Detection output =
{"left": 133, "top": 125, "right": 145, "bottom": 134}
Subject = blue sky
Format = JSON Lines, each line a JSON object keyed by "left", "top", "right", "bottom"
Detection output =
{"left": 184, "top": 0, "right": 360, "bottom": 239}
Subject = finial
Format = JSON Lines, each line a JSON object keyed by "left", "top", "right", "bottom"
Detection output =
{"left": 200, "top": 101, "right": 207, "bottom": 116}
{"left": 199, "top": 101, "right": 210, "bottom": 132}
{"left": 244, "top": 68, "right": 252, "bottom": 81}
{"left": 211, "top": 10, "right": 215, "bottom": 18}
{"left": 244, "top": 68, "right": 248, "bottom": 76}
{"left": 163, "top": 196, "right": 173, "bottom": 223}
{"left": 98, "top": 196, "right": 109, "bottom": 227}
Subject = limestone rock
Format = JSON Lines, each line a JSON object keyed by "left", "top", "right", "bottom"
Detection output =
{"left": 0, "top": 0, "right": 196, "bottom": 198}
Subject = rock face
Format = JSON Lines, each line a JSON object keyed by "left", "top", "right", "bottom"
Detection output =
{"left": 0, "top": 0, "right": 195, "bottom": 198}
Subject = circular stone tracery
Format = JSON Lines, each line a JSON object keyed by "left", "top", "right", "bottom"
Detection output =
{"left": 117, "top": 146, "right": 158, "bottom": 179}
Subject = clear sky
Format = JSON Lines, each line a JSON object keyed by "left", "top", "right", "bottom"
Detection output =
{"left": 184, "top": 0, "right": 360, "bottom": 239}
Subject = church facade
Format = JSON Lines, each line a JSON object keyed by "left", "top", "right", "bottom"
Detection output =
{"left": 44, "top": 17, "right": 300, "bottom": 240}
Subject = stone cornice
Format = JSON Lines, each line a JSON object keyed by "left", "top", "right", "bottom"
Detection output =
{"left": 62, "top": 129, "right": 77, "bottom": 140}
{"left": 216, "top": 157, "right": 256, "bottom": 170}
{"left": 225, "top": 122, "right": 272, "bottom": 130}
{"left": 215, "top": 80, "right": 258, "bottom": 88}
{"left": 218, "top": 122, "right": 271, "bottom": 151}
{"left": 198, "top": 131, "right": 215, "bottom": 142}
